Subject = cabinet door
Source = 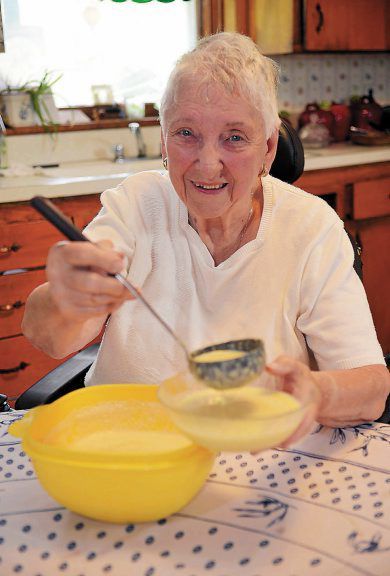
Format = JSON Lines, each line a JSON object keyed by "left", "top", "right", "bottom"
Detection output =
{"left": 352, "top": 177, "right": 390, "bottom": 220}
{"left": 72, "top": 195, "right": 102, "bottom": 230}
{"left": 0, "top": 219, "right": 63, "bottom": 271}
{"left": 347, "top": 218, "right": 390, "bottom": 355}
{"left": 198, "top": 0, "right": 298, "bottom": 54}
{"left": 0, "top": 269, "right": 46, "bottom": 339}
{"left": 305, "top": 0, "right": 388, "bottom": 51}
{"left": 0, "top": 335, "right": 64, "bottom": 406}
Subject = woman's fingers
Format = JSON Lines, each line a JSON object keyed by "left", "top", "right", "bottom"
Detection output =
{"left": 49, "top": 240, "right": 125, "bottom": 275}
{"left": 266, "top": 355, "right": 321, "bottom": 448}
{"left": 45, "top": 239, "right": 132, "bottom": 319}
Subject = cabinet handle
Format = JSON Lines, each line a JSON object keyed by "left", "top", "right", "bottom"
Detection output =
{"left": 0, "top": 243, "right": 21, "bottom": 256}
{"left": 0, "top": 361, "right": 30, "bottom": 374}
{"left": 315, "top": 3, "right": 324, "bottom": 33}
{"left": 0, "top": 300, "right": 24, "bottom": 313}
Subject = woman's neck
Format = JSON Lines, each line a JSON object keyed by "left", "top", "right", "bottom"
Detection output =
{"left": 188, "top": 190, "right": 263, "bottom": 265}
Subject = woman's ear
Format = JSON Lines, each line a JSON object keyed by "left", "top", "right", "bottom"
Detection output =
{"left": 263, "top": 126, "right": 279, "bottom": 174}
{"left": 160, "top": 127, "right": 167, "bottom": 159}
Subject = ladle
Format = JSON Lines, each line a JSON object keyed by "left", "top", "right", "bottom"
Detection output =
{"left": 31, "top": 196, "right": 265, "bottom": 389}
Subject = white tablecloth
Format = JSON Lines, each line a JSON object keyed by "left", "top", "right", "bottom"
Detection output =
{"left": 1, "top": 411, "right": 389, "bottom": 576}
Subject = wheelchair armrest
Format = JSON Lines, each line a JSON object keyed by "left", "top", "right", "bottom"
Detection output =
{"left": 376, "top": 393, "right": 390, "bottom": 424}
{"left": 15, "top": 343, "right": 99, "bottom": 410}
{"left": 376, "top": 355, "right": 390, "bottom": 423}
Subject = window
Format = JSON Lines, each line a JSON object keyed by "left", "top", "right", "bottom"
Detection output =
{"left": 0, "top": 0, "right": 197, "bottom": 110}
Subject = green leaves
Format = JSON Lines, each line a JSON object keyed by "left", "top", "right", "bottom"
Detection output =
{"left": 25, "top": 71, "right": 62, "bottom": 132}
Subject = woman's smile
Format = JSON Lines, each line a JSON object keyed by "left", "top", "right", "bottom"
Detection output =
{"left": 190, "top": 180, "right": 229, "bottom": 194}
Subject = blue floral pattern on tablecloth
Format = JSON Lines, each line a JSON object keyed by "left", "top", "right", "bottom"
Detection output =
{"left": 0, "top": 411, "right": 389, "bottom": 576}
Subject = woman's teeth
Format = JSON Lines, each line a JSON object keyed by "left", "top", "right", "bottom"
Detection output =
{"left": 193, "top": 182, "right": 227, "bottom": 190}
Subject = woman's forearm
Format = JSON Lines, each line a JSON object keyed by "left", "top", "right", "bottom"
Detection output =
{"left": 22, "top": 283, "right": 106, "bottom": 359}
{"left": 313, "top": 365, "right": 390, "bottom": 427}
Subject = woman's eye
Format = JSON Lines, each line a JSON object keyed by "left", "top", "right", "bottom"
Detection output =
{"left": 178, "top": 129, "right": 193, "bottom": 137}
{"left": 228, "top": 134, "right": 244, "bottom": 142}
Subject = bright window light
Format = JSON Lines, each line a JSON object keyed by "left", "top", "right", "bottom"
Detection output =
{"left": 0, "top": 0, "right": 197, "bottom": 109}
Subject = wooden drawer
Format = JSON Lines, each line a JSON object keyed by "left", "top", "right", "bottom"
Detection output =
{"left": 0, "top": 335, "right": 64, "bottom": 405}
{"left": 0, "top": 220, "right": 64, "bottom": 272}
{"left": 73, "top": 195, "right": 101, "bottom": 229}
{"left": 353, "top": 178, "right": 390, "bottom": 220}
{"left": 0, "top": 196, "right": 100, "bottom": 272}
{"left": 0, "top": 269, "right": 46, "bottom": 338}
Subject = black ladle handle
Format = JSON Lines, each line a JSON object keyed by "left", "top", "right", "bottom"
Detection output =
{"left": 31, "top": 196, "right": 88, "bottom": 242}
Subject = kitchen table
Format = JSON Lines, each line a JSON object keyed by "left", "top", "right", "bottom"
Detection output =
{"left": 0, "top": 411, "right": 389, "bottom": 576}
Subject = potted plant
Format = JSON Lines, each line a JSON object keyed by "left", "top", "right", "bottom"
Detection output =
{"left": 0, "top": 71, "right": 61, "bottom": 130}
{"left": 0, "top": 84, "right": 35, "bottom": 128}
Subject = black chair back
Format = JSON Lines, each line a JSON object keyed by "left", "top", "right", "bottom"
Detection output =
{"left": 270, "top": 119, "right": 305, "bottom": 183}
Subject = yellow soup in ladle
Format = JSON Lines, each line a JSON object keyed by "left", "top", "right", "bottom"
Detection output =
{"left": 193, "top": 349, "right": 246, "bottom": 363}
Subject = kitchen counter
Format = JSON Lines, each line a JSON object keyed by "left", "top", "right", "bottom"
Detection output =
{"left": 303, "top": 142, "right": 390, "bottom": 170}
{"left": 0, "top": 143, "right": 389, "bottom": 204}
{"left": 0, "top": 158, "right": 163, "bottom": 203}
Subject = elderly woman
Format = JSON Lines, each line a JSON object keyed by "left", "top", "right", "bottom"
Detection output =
{"left": 22, "top": 33, "right": 389, "bottom": 442}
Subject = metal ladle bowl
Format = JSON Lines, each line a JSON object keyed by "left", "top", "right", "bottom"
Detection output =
{"left": 189, "top": 338, "right": 266, "bottom": 390}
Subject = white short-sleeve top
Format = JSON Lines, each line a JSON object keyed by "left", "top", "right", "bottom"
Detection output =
{"left": 83, "top": 171, "right": 384, "bottom": 386}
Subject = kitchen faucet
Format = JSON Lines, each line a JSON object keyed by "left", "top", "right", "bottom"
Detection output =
{"left": 113, "top": 144, "right": 126, "bottom": 163}
{"left": 128, "top": 122, "right": 146, "bottom": 158}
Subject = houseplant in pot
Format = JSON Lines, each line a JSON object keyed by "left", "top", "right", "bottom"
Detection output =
{"left": 0, "top": 71, "right": 61, "bottom": 130}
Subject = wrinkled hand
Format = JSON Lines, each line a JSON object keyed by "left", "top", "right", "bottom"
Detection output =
{"left": 265, "top": 355, "right": 321, "bottom": 448}
{"left": 46, "top": 239, "right": 133, "bottom": 320}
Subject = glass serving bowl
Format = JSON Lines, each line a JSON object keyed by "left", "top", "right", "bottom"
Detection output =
{"left": 158, "top": 371, "right": 314, "bottom": 452}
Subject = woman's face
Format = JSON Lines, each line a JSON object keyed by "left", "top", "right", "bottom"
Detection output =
{"left": 161, "top": 82, "right": 278, "bottom": 220}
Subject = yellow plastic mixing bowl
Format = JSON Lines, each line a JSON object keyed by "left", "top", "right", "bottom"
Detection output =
{"left": 9, "top": 384, "right": 215, "bottom": 523}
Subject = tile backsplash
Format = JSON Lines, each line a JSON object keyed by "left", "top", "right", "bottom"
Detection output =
{"left": 274, "top": 53, "right": 390, "bottom": 113}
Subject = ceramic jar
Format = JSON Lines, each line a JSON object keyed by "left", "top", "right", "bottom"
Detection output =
{"left": 298, "top": 102, "right": 335, "bottom": 140}
{"left": 0, "top": 92, "right": 35, "bottom": 128}
{"left": 350, "top": 90, "right": 383, "bottom": 131}
{"left": 330, "top": 102, "right": 352, "bottom": 142}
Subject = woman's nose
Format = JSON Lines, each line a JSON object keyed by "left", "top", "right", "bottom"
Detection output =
{"left": 196, "top": 141, "right": 223, "bottom": 174}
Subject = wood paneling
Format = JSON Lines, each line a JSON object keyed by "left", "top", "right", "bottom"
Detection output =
{"left": 353, "top": 178, "right": 390, "bottom": 220}
{"left": 0, "top": 335, "right": 66, "bottom": 405}
{"left": 305, "top": 0, "right": 388, "bottom": 51}
{"left": 0, "top": 193, "right": 103, "bottom": 402}
{"left": 297, "top": 161, "right": 390, "bottom": 355}
{"left": 0, "top": 269, "right": 46, "bottom": 339}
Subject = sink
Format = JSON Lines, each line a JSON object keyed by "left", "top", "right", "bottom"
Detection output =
{"left": 39, "top": 158, "right": 163, "bottom": 179}
{"left": 0, "top": 157, "right": 164, "bottom": 202}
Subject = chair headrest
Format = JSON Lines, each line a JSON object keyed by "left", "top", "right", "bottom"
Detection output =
{"left": 269, "top": 119, "right": 305, "bottom": 184}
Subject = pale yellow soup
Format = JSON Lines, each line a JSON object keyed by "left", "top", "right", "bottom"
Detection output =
{"left": 69, "top": 429, "right": 191, "bottom": 455}
{"left": 170, "top": 386, "right": 303, "bottom": 452}
{"left": 43, "top": 400, "right": 193, "bottom": 456}
{"left": 194, "top": 349, "right": 246, "bottom": 363}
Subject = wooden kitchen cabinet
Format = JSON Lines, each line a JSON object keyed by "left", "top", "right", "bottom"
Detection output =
{"left": 346, "top": 218, "right": 389, "bottom": 354}
{"left": 0, "top": 194, "right": 101, "bottom": 406}
{"left": 304, "top": 0, "right": 389, "bottom": 52}
{"left": 296, "top": 161, "right": 390, "bottom": 355}
{"left": 0, "top": 335, "right": 62, "bottom": 403}
{"left": 198, "top": 0, "right": 300, "bottom": 54}
{"left": 198, "top": 0, "right": 389, "bottom": 53}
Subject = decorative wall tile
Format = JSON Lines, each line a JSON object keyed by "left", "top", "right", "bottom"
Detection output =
{"left": 275, "top": 53, "right": 390, "bottom": 112}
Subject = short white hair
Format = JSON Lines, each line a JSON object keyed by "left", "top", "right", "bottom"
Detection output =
{"left": 160, "top": 32, "right": 281, "bottom": 138}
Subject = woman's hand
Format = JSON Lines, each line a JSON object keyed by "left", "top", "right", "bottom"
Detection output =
{"left": 46, "top": 239, "right": 133, "bottom": 321}
{"left": 266, "top": 355, "right": 321, "bottom": 447}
